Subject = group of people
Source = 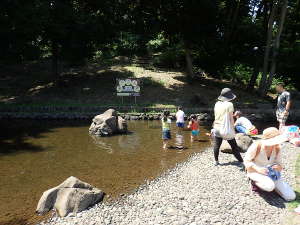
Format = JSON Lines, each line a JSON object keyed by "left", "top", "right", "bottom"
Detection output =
{"left": 161, "top": 83, "right": 296, "bottom": 202}
{"left": 161, "top": 107, "right": 200, "bottom": 149}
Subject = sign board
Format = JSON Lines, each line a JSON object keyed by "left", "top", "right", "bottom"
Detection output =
{"left": 116, "top": 78, "right": 141, "bottom": 96}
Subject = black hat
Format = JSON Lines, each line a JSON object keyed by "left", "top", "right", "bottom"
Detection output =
{"left": 218, "top": 88, "right": 236, "bottom": 102}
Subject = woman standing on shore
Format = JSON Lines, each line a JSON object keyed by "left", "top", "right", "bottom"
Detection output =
{"left": 212, "top": 88, "right": 244, "bottom": 166}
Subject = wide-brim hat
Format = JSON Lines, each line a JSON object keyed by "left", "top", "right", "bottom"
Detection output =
{"left": 262, "top": 127, "right": 288, "bottom": 146}
{"left": 218, "top": 88, "right": 236, "bottom": 102}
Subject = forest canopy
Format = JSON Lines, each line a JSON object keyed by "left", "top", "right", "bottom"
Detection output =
{"left": 1, "top": 0, "right": 299, "bottom": 92}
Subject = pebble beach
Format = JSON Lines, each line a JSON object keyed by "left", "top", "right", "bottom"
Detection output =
{"left": 41, "top": 143, "right": 299, "bottom": 225}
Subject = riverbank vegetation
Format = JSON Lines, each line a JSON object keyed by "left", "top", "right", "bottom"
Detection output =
{"left": 1, "top": 0, "right": 300, "bottom": 109}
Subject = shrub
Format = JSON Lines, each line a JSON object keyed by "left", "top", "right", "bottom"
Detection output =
{"left": 222, "top": 63, "right": 252, "bottom": 85}
{"left": 146, "top": 33, "right": 169, "bottom": 53}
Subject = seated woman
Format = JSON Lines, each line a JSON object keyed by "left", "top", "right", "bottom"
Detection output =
{"left": 234, "top": 111, "right": 258, "bottom": 135}
{"left": 245, "top": 127, "right": 296, "bottom": 201}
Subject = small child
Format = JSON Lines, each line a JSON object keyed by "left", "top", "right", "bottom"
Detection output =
{"left": 188, "top": 115, "right": 200, "bottom": 142}
{"left": 161, "top": 110, "right": 172, "bottom": 149}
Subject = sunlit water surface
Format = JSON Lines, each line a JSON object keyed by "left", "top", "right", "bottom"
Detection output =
{"left": 0, "top": 120, "right": 211, "bottom": 225}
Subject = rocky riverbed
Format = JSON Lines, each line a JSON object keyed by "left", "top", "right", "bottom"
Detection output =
{"left": 40, "top": 143, "right": 299, "bottom": 225}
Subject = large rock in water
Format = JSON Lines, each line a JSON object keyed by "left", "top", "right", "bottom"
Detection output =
{"left": 221, "top": 133, "right": 253, "bottom": 153}
{"left": 89, "top": 109, "right": 127, "bottom": 136}
{"left": 36, "top": 176, "right": 104, "bottom": 217}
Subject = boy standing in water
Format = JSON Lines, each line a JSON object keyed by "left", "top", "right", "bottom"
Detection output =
{"left": 176, "top": 107, "right": 185, "bottom": 131}
{"left": 161, "top": 110, "right": 172, "bottom": 149}
{"left": 188, "top": 115, "right": 200, "bottom": 142}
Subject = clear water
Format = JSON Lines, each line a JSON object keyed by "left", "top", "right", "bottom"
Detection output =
{"left": 0, "top": 120, "right": 211, "bottom": 225}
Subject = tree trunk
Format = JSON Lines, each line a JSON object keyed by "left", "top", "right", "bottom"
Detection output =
{"left": 264, "top": 0, "right": 288, "bottom": 94}
{"left": 248, "top": 58, "right": 260, "bottom": 90}
{"left": 184, "top": 47, "right": 195, "bottom": 78}
{"left": 224, "top": 0, "right": 241, "bottom": 49}
{"left": 259, "top": 0, "right": 279, "bottom": 95}
{"left": 51, "top": 40, "right": 59, "bottom": 77}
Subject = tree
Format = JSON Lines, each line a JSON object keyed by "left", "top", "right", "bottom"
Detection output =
{"left": 264, "top": 0, "right": 289, "bottom": 93}
{"left": 259, "top": 0, "right": 279, "bottom": 94}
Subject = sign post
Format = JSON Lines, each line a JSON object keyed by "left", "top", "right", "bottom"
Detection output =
{"left": 116, "top": 78, "right": 141, "bottom": 105}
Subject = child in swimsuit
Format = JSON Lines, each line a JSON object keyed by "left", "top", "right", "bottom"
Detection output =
{"left": 188, "top": 115, "right": 200, "bottom": 142}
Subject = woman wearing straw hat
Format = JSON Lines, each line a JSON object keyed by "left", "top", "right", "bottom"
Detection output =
{"left": 212, "top": 88, "right": 244, "bottom": 166}
{"left": 245, "top": 127, "right": 296, "bottom": 201}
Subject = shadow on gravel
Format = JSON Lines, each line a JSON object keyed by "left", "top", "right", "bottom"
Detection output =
{"left": 219, "top": 161, "right": 243, "bottom": 167}
{"left": 258, "top": 191, "right": 286, "bottom": 208}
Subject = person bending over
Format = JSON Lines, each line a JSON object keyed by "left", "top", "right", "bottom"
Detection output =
{"left": 234, "top": 111, "right": 258, "bottom": 135}
{"left": 245, "top": 127, "right": 296, "bottom": 201}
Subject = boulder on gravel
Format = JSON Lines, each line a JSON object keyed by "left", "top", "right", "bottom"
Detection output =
{"left": 221, "top": 133, "right": 253, "bottom": 153}
{"left": 89, "top": 109, "right": 127, "bottom": 136}
{"left": 36, "top": 176, "right": 104, "bottom": 217}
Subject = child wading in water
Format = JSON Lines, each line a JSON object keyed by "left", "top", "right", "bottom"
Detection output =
{"left": 161, "top": 110, "right": 172, "bottom": 149}
{"left": 188, "top": 115, "right": 200, "bottom": 142}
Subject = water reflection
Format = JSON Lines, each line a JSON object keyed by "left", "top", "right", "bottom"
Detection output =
{"left": 90, "top": 132, "right": 141, "bottom": 154}
{"left": 175, "top": 133, "right": 185, "bottom": 149}
{"left": 90, "top": 135, "right": 113, "bottom": 153}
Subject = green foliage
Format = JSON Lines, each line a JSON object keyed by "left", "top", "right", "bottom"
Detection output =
{"left": 116, "top": 32, "right": 141, "bottom": 56}
{"left": 222, "top": 63, "right": 253, "bottom": 85}
{"left": 1, "top": 0, "right": 300, "bottom": 91}
{"left": 146, "top": 33, "right": 169, "bottom": 53}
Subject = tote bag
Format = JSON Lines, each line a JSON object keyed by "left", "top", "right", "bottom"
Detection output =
{"left": 219, "top": 112, "right": 235, "bottom": 140}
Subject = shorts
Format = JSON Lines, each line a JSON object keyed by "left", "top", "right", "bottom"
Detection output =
{"left": 176, "top": 122, "right": 185, "bottom": 128}
{"left": 162, "top": 129, "right": 171, "bottom": 140}
{"left": 276, "top": 110, "right": 289, "bottom": 124}
{"left": 249, "top": 128, "right": 258, "bottom": 136}
{"left": 191, "top": 130, "right": 200, "bottom": 136}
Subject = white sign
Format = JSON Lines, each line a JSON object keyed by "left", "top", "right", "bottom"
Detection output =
{"left": 116, "top": 78, "right": 140, "bottom": 96}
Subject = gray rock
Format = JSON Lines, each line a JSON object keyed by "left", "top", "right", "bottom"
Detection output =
{"left": 36, "top": 176, "right": 104, "bottom": 217}
{"left": 89, "top": 109, "right": 127, "bottom": 136}
{"left": 118, "top": 116, "right": 127, "bottom": 133}
{"left": 221, "top": 133, "right": 253, "bottom": 153}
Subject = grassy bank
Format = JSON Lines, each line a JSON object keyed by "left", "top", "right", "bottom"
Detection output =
{"left": 0, "top": 60, "right": 274, "bottom": 110}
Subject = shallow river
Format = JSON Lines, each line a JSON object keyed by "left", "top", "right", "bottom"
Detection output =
{"left": 0, "top": 120, "right": 211, "bottom": 225}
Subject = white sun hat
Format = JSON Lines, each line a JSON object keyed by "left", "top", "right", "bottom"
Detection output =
{"left": 262, "top": 127, "right": 288, "bottom": 146}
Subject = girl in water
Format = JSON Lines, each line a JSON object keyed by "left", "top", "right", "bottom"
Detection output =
{"left": 188, "top": 115, "right": 200, "bottom": 142}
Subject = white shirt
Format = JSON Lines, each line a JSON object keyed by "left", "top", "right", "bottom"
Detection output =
{"left": 245, "top": 143, "right": 282, "bottom": 169}
{"left": 213, "top": 101, "right": 234, "bottom": 129}
{"left": 176, "top": 110, "right": 185, "bottom": 123}
{"left": 235, "top": 117, "right": 253, "bottom": 130}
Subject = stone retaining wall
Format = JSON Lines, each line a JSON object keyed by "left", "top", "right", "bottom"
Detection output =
{"left": 1, "top": 108, "right": 300, "bottom": 122}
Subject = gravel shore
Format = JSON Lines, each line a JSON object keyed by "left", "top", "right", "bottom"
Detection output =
{"left": 41, "top": 143, "right": 299, "bottom": 225}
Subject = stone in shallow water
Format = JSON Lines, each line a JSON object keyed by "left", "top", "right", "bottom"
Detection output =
{"left": 36, "top": 176, "right": 104, "bottom": 217}
{"left": 89, "top": 108, "right": 127, "bottom": 136}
